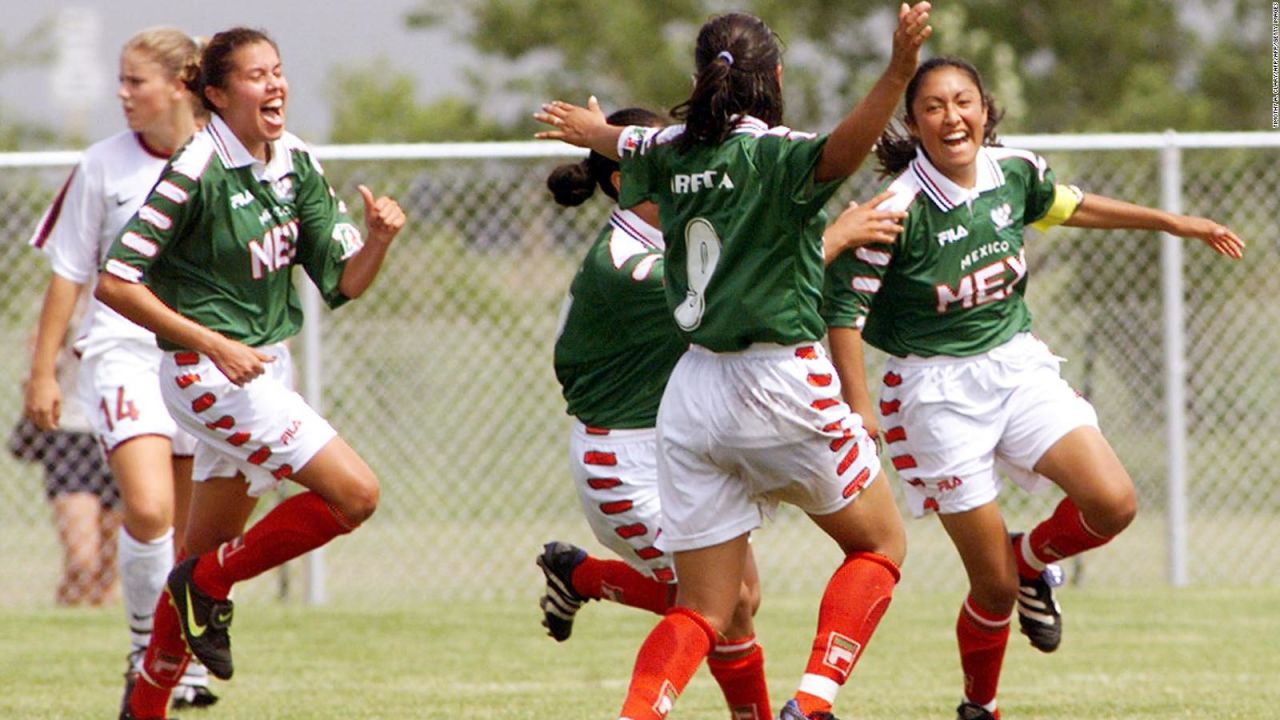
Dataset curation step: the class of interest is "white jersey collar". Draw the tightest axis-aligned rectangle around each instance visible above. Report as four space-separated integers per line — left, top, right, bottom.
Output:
609 208 664 250
206 114 294 181
909 146 1006 212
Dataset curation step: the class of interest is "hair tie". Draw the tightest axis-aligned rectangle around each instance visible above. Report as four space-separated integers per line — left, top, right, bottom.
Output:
717 50 734 66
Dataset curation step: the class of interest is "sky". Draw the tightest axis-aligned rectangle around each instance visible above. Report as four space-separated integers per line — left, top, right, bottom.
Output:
0 0 467 145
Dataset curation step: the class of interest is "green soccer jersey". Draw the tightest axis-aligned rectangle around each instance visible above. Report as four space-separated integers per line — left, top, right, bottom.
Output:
617 117 845 352
554 209 685 429
823 146 1060 358
104 114 362 351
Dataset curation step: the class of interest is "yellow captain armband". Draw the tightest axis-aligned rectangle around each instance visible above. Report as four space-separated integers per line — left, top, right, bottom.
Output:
1030 184 1084 232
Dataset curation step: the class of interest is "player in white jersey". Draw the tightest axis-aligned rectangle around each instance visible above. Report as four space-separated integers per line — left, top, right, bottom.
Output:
824 56 1244 720
22 27 217 711
536 6 931 720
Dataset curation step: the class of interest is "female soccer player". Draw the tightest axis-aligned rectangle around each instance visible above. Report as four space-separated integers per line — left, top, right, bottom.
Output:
822 56 1244 720
535 5 932 719
23 27 217 709
97 27 405 720
541 106 905 720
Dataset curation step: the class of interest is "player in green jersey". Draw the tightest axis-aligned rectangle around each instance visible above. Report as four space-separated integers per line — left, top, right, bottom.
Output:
97 28 406 720
535 6 931 720
541 106 905 720
823 56 1245 720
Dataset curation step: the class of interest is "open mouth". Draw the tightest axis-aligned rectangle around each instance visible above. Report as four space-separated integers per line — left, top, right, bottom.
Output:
942 130 969 148
261 99 285 128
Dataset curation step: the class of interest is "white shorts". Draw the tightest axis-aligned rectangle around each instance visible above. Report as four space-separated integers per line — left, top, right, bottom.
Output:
159 344 336 498
568 422 674 583
880 333 1099 518
78 343 198 456
655 343 880 552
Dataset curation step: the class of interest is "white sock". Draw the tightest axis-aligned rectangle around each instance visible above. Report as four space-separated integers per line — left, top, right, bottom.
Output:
118 527 174 650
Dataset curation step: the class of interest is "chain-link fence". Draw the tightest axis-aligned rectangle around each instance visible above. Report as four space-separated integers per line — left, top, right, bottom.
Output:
2 134 1277 608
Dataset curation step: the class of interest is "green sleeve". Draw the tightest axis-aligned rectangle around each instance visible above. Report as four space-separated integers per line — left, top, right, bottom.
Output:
103 165 200 283
822 243 890 330
617 126 664 210
293 152 360 309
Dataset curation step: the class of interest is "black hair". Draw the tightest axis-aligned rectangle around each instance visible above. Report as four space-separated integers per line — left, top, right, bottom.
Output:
875 56 1005 177
670 13 784 151
190 27 279 113
546 107 666 206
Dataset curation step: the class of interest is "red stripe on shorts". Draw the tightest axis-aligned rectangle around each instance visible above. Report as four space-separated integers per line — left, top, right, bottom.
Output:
883 426 907 443
837 443 861 475
587 477 622 490
600 500 633 515
811 398 841 411
807 373 832 387
879 399 901 415
583 451 617 466
891 454 917 471
205 415 235 430
830 430 853 452
635 546 663 560
191 392 216 413
616 523 648 539
795 346 818 360
227 431 251 447
843 467 872 498
654 568 675 583
585 426 611 435
247 446 271 465
883 371 903 387
175 351 200 366
175 373 200 389
271 464 293 480
822 420 844 432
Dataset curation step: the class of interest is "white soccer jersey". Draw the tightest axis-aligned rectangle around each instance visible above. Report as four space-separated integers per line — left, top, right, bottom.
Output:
30 131 174 359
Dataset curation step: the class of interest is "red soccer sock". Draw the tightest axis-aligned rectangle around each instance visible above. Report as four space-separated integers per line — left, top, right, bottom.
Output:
708 637 770 720
618 607 717 720
571 555 673 615
192 491 356 599
956 595 1011 709
1015 497 1113 578
793 552 900 717
128 589 192 718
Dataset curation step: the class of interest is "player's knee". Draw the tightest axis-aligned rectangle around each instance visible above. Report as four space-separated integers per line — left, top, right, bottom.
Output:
970 573 1018 614
339 473 379 526
1082 477 1137 538
737 578 761 620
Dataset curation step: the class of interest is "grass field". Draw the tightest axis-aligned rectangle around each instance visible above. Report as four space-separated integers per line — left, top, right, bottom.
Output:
2 587 1277 719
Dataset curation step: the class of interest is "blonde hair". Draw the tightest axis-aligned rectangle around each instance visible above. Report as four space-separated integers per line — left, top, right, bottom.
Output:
122 27 207 120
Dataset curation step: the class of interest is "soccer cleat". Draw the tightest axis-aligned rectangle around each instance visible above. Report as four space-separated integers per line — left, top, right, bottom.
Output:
170 683 219 710
1010 533 1064 653
778 698 840 720
535 541 587 642
167 558 235 680
956 701 998 719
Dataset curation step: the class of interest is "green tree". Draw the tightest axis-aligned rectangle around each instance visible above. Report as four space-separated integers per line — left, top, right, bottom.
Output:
328 0 1268 142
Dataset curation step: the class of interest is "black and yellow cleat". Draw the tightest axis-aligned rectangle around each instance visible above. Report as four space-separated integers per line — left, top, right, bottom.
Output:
167 558 235 680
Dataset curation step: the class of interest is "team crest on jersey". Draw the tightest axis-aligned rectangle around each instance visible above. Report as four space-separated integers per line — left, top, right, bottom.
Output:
231 189 255 209
271 177 295 201
332 223 364 260
990 202 1013 231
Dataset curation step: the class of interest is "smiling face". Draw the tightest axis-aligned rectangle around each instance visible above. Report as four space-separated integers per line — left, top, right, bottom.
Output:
118 48 184 137
906 65 989 187
204 40 287 160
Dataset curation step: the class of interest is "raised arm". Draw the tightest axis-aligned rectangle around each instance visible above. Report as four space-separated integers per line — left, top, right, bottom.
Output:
1064 193 1245 259
24 274 83 430
336 185 407 299
814 2 932 183
534 96 623 160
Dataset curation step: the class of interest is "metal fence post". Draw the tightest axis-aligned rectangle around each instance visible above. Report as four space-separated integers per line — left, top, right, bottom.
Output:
1159 130 1188 587
300 280 328 604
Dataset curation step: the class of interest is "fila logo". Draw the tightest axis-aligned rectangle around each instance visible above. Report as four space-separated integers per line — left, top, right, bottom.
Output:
936 224 969 246
821 632 862 679
231 189 254 209
652 680 678 717
990 202 1013 231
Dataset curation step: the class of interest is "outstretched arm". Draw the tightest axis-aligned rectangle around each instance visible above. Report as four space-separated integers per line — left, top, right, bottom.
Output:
814 2 932 183
534 96 622 160
1064 193 1245 259
822 189 905 264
